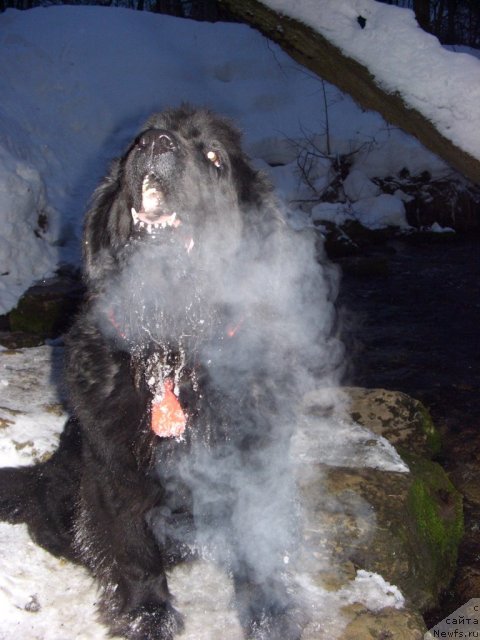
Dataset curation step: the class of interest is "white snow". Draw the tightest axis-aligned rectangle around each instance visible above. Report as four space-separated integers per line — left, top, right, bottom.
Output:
262 0 480 162
293 414 409 473
311 193 410 231
354 193 409 229
0 4 474 312
0 345 66 467
427 222 456 233
0 522 108 640
338 569 405 611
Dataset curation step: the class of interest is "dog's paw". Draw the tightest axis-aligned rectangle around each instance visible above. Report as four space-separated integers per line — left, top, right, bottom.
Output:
110 601 184 640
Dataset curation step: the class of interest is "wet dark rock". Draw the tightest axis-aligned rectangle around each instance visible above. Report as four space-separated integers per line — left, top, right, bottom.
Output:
0 331 46 349
336 255 390 277
4 268 83 344
456 566 480 604
319 220 399 259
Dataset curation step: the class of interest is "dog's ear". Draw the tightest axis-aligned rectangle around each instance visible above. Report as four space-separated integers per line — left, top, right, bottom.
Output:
82 159 132 286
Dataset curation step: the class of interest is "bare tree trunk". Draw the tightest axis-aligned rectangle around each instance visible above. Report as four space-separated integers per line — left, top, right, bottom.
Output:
446 0 458 44
433 0 446 37
413 0 431 32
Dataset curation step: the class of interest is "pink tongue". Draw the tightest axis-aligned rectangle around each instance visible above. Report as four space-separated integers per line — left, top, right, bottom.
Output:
151 379 187 439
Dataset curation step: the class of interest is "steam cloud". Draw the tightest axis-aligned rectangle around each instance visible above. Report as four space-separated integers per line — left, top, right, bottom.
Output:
92 177 344 626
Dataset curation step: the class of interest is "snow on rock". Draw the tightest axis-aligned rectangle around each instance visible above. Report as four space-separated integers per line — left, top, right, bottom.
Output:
262 0 480 162
293 414 409 473
353 193 409 229
311 193 409 231
338 569 405 612
428 222 455 233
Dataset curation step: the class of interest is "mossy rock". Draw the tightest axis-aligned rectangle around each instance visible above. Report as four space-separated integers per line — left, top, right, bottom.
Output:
8 272 83 339
302 457 463 612
299 388 462 612
345 387 441 458
404 454 464 603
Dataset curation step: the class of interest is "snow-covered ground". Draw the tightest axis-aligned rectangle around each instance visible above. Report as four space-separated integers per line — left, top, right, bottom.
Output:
0 345 406 639
0 4 470 314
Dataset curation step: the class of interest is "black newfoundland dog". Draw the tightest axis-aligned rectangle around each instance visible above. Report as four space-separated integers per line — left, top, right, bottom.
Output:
0 106 327 639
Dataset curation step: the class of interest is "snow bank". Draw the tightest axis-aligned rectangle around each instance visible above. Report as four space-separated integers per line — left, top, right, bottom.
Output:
354 193 409 229
311 194 409 231
0 5 470 313
0 147 59 315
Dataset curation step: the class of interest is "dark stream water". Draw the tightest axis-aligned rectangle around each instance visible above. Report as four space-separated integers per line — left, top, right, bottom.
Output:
337 235 480 621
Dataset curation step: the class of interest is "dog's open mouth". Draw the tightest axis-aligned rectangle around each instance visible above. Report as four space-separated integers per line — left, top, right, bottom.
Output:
131 174 182 234
131 174 194 253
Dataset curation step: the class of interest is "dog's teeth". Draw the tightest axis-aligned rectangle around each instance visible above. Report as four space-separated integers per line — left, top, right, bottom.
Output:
147 224 152 234
131 208 139 222
154 223 159 229
139 222 145 228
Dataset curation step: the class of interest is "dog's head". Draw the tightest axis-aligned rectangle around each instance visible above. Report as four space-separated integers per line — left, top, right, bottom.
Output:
83 105 281 286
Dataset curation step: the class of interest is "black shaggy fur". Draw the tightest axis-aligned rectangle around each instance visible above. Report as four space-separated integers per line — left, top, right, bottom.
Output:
0 106 309 639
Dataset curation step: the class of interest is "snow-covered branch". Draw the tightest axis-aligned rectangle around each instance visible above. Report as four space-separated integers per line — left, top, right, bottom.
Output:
219 0 480 184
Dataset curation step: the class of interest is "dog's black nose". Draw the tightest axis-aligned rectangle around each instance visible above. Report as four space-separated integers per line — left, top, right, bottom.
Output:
138 130 177 155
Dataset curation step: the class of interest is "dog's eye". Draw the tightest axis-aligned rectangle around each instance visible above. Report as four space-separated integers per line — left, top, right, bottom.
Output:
206 150 222 169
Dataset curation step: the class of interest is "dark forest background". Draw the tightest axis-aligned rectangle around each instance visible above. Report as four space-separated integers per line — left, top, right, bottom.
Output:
1 0 479 49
